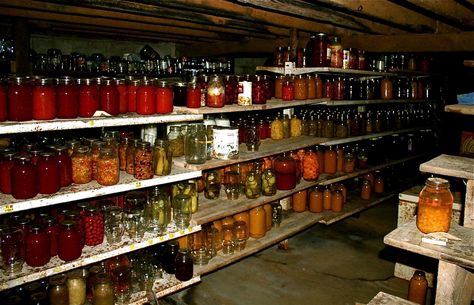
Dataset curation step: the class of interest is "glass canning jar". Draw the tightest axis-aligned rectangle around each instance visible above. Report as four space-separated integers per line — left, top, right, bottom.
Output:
145 186 171 233
152 139 172 176
323 146 337 174
57 76 79 119
223 75 238 104
274 75 285 98
306 32 329 67
78 78 99 118
249 206 266 239
261 168 276 196
84 207 104 246
309 187 323 213
92 273 114 305
168 125 184 157
270 116 284 140
71 146 93 184
126 79 140 113
173 194 192 230
37 151 60 194
244 170 261 199
49 274 69 305
53 145 72 187
274 153 297 190
44 216 59 257
302 148 319 181
361 179 372 200
417 178 453 234
136 79 155 115
116 78 127 114
58 220 82 261
282 114 290 138
252 75 267 104
11 154 38 199
67 270 86 305
104 206 124 245
134 141 153 180
206 75 225 107
8 76 33 121
175 249 194 281
25 224 50 267
185 123 207 164
290 115 302 137
0 151 16 194
156 80 173 114
96 147 119 186
1 227 24 273
33 77 56 120
204 170 221 200
99 78 119 116
294 74 308 100
282 79 294 101
186 82 201 108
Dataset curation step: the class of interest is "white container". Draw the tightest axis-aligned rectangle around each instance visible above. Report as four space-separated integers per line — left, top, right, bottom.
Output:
212 126 239 160
237 81 252 106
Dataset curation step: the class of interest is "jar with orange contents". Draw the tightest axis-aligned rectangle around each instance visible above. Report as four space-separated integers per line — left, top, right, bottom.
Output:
315 145 325 173
336 145 344 172
416 177 453 234
323 146 337 174
274 75 285 99
336 183 347 203
292 189 307 213
71 146 93 184
233 211 250 239
309 187 323 213
302 148 319 181
96 147 119 186
344 151 355 173
374 171 384 194
323 186 332 210
263 204 272 231
294 75 308 100
363 172 374 189
331 189 343 212
249 206 266 239
361 179 372 200
306 74 316 99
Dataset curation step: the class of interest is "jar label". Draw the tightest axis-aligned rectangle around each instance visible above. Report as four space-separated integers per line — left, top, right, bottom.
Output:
279 197 292 211
212 127 239 160
237 81 252 106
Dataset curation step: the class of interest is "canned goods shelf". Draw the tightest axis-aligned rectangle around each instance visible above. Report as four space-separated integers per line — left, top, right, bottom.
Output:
256 66 397 77
0 225 201 291
0 168 201 215
0 113 203 135
444 104 474 116
321 99 436 107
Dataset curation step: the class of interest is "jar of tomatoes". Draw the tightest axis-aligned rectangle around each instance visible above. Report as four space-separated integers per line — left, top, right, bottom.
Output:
186 82 201 108
416 177 453 234
156 80 173 114
25 224 50 267
223 75 238 104
43 216 59 257
274 153 297 190
8 76 33 121
136 79 155 115
252 75 267 104
207 75 225 107
33 77 56 120
99 78 119 116
71 146 93 184
11 154 38 199
83 207 104 246
58 220 82 261
37 151 60 194
53 146 72 187
282 80 294 101
57 76 79 119
78 78 99 118
96 147 119 186
126 79 140 113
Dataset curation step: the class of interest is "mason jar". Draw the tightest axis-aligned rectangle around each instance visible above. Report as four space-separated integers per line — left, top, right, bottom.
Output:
145 186 171 234
184 123 207 164
152 139 172 176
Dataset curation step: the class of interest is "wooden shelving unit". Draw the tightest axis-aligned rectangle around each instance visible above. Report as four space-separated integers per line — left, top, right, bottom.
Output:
444 104 474 115
321 99 435 107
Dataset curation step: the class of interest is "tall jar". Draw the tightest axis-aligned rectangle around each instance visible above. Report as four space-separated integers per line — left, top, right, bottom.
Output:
302 148 319 181
58 220 82 261
44 216 59 257
136 79 155 115
330 36 343 68
33 77 56 120
306 74 316 99
168 125 185 157
261 168 276 196
294 74 308 100
8 76 33 121
417 177 453 234
282 114 291 138
126 79 140 113
380 77 393 99
0 80 6 121
116 78 127 114
173 194 192 230
323 146 337 174
67 270 86 305
57 77 79 118
223 75 238 104
78 78 99 118
186 82 201 108
185 123 207 164
153 139 172 176
96 147 119 186
1 227 24 273
282 80 294 101
252 75 267 104
156 80 174 114
0 151 16 194
274 153 297 190
146 186 171 233
11 154 38 199
407 270 428 305
49 275 69 305
25 224 50 267
270 116 284 140
206 75 225 107
37 151 60 194
54 146 73 187
204 170 221 199
274 75 285 99
309 187 323 213
331 189 343 212
306 32 329 67
134 141 153 180
292 190 307 212
361 179 372 200
71 146 93 184
83 207 104 246
249 206 266 239
99 79 119 116
92 273 114 305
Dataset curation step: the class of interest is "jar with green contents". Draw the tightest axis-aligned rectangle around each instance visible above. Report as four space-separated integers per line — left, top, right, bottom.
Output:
145 186 171 234
282 114 290 138
167 125 184 157
92 273 114 305
245 171 261 199
261 169 277 196
204 170 221 199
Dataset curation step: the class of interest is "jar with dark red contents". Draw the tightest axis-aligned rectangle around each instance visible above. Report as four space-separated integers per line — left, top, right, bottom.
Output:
99 78 119 116
53 146 72 187
358 50 366 70
25 224 50 267
136 79 155 115
11 154 37 199
134 141 153 180
0 152 16 194
83 207 104 246
116 79 128 114
306 33 329 67
57 77 79 119
58 220 82 261
323 79 334 99
43 216 59 257
274 153 297 190
262 75 273 100
223 75 238 104
33 78 57 120
173 82 187 107
175 248 194 281
127 79 140 113
78 78 99 118
8 76 33 121
186 82 201 108
0 80 6 121
16 217 30 260
252 75 267 104
257 119 268 140
349 48 359 69
156 80 173 114
37 151 60 194
333 77 345 100
66 210 85 249
282 80 294 101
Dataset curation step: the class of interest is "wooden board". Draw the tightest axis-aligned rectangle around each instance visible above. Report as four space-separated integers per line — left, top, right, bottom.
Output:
256 66 397 77
367 291 417 305
444 104 474 116
321 99 435 107
419 154 474 180
384 219 474 270
435 260 474 305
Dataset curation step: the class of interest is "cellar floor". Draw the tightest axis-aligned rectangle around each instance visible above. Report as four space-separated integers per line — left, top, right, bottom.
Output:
164 198 433 305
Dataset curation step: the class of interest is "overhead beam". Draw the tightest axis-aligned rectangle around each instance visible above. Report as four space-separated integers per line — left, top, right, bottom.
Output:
407 0 474 27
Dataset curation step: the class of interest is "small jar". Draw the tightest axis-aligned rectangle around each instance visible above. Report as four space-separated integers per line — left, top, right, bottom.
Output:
168 125 185 157
323 146 337 174
156 80 174 114
57 77 79 119
0 227 24 273
249 206 266 239
274 153 297 190
302 148 319 181
67 270 86 305
11 155 38 199
292 190 307 213
58 220 82 261
92 273 114 305
206 75 225 107
184 123 207 164
244 171 261 199
71 146 93 184
374 172 384 194
408 270 428 305
25 224 50 267
33 77 56 120
331 189 343 212
175 249 194 281
136 79 155 115
261 169 277 196
309 187 323 213
361 179 372 200
134 141 153 180
84 207 104 246
49 275 69 305
204 170 221 199
417 178 453 234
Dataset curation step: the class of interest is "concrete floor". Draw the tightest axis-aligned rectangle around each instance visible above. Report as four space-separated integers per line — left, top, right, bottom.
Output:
166 199 433 305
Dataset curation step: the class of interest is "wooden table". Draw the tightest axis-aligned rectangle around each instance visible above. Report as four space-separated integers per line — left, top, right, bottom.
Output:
384 220 474 305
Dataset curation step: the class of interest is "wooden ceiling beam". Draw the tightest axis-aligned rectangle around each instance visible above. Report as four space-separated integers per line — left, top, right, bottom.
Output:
455 0 474 13
407 0 474 27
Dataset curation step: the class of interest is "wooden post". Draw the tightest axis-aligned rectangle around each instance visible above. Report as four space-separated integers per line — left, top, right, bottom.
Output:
464 180 474 228
289 28 298 62
435 260 474 305
13 18 30 75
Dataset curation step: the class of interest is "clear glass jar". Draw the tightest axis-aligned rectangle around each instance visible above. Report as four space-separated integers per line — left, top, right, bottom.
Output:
92 273 114 305
173 194 192 230
96 147 119 186
1 227 24 273
204 170 221 200
124 209 145 241
167 125 184 157
244 171 261 199
49 274 69 305
104 206 124 245
417 178 453 234
261 169 276 196
134 141 153 180
184 123 207 164
206 75 225 107
72 146 93 184
145 186 171 233
67 270 86 305
153 139 172 176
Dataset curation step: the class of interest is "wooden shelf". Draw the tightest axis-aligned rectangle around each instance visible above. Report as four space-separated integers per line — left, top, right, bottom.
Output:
321 99 435 106
0 113 203 135
256 66 396 77
0 168 201 215
444 104 474 115
0 225 201 290
463 60 474 68
384 219 474 270
173 98 328 114
368 292 417 305
419 154 474 180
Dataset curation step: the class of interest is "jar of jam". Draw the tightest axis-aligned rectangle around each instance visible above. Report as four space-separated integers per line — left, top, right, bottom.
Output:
331 189 343 212
249 206 266 239
274 153 297 190
408 270 428 305
58 220 82 261
92 273 114 305
333 77 345 100
37 151 60 194
244 171 261 199
330 36 343 68
380 77 393 99
99 78 119 116
136 79 155 115
78 78 99 118
71 146 93 184
96 147 119 186
53 146 72 187
323 186 332 210
0 152 15 194
1 227 24 273
11 154 38 199
126 79 140 113
175 249 194 282
309 187 323 213
49 275 69 305
57 77 79 119
282 80 294 101
323 146 337 174
207 75 225 107
361 179 372 200
306 32 329 67
8 76 33 121
274 75 285 98
302 148 319 181
25 224 50 267
156 80 173 114
44 216 59 257
134 141 153 180
223 75 238 104
84 207 104 246
417 177 453 234
33 78 56 120
186 82 201 108
292 190 307 212
115 78 127 114
294 75 308 100
252 75 267 104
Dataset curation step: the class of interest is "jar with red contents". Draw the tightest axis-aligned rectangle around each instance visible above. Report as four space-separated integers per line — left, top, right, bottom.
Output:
207 75 225 107
198 75 210 107
223 75 238 104
33 78 56 120
127 79 140 113
282 80 294 101
186 82 201 108
66 211 85 249
262 75 273 100
274 152 297 190
43 216 59 257
136 79 155 115
306 32 330 67
99 78 119 116
156 80 173 114
0 80 6 121
323 79 334 99
58 220 81 261
37 151 60 194
25 224 50 267
116 78 128 114
252 75 267 104
11 154 37 199
83 207 104 246
78 78 99 118
57 76 79 119
8 76 33 121
333 77 345 100
53 146 72 187
0 152 16 194
257 119 268 140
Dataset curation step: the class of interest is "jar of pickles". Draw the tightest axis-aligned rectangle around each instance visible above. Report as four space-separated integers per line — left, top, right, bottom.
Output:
145 186 171 233
244 171 261 199
185 123 207 164
134 141 153 180
167 125 184 157
72 146 93 184
49 275 69 305
152 139 172 176
96 147 119 186
261 169 276 196
204 170 221 199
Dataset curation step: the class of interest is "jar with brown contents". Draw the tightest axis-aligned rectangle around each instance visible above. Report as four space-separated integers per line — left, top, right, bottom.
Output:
361 179 372 200
331 189 343 212
118 137 130 171
249 206 266 239
292 189 307 212
71 146 93 184
168 125 184 157
92 273 114 305
134 141 153 180
96 147 119 186
49 274 69 305
126 138 141 175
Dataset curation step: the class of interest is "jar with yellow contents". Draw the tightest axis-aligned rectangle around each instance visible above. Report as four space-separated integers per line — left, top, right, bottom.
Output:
417 177 453 234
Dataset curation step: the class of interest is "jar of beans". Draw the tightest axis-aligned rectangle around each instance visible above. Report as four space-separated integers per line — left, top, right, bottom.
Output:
83 207 104 246
134 141 153 180
96 147 119 186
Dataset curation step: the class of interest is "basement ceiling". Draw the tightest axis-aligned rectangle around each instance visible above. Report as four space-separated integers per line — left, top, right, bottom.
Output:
1 0 474 55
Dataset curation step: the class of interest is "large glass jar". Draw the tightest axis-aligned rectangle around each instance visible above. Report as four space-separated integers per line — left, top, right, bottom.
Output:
67 270 86 305
25 224 50 267
11 154 38 199
306 32 329 67
99 79 119 116
1 227 24 273
134 141 153 180
244 170 261 199
84 207 104 246
0 151 15 194
206 75 225 107
57 77 79 119
33 77 56 120
302 148 319 181
71 146 93 184
168 125 184 157
37 151 60 194
173 194 192 230
78 78 99 118
8 76 33 121
92 273 114 305
261 168 276 196
136 79 155 115
104 206 124 245
156 80 173 114
185 123 207 164
274 153 296 190
331 189 343 212
145 186 171 233
249 206 266 239
417 178 453 234
175 249 194 281
96 147 119 186
49 275 69 305
54 146 72 187
58 220 82 261
204 170 221 199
